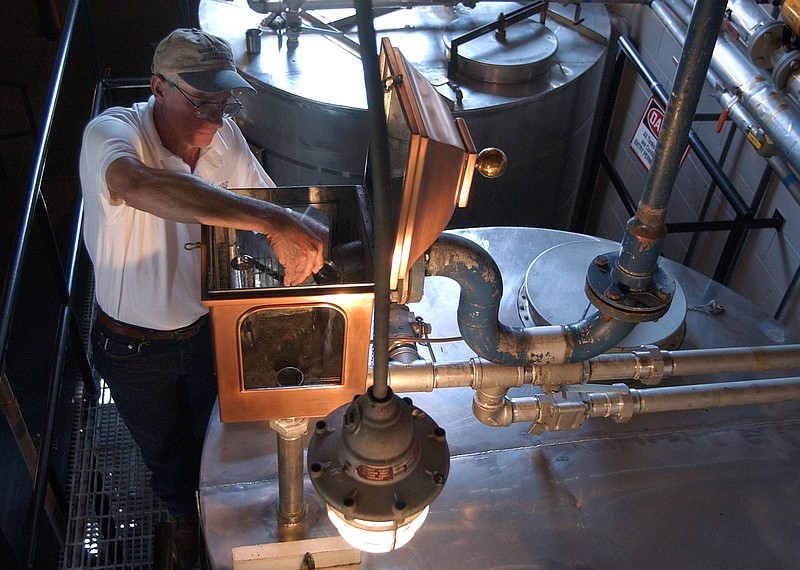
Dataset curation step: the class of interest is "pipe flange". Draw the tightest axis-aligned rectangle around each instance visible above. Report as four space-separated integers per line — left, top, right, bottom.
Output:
747 20 786 70
585 253 675 323
772 49 800 91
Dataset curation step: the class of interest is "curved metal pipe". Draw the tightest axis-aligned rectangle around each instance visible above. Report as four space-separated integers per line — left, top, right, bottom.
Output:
425 233 635 366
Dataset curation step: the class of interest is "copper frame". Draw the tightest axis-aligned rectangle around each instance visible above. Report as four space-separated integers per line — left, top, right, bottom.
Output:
205 293 373 422
201 185 373 422
379 37 478 293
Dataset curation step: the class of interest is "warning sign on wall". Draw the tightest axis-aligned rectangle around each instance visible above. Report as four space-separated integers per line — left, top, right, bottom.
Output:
630 97 689 171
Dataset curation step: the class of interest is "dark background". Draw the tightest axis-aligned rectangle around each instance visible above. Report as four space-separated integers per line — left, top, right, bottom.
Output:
0 1 199 566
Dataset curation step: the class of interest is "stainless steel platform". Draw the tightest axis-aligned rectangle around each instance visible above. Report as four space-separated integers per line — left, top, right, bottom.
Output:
199 227 800 569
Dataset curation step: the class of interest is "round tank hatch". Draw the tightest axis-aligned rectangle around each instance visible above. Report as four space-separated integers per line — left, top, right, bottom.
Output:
518 240 687 350
444 16 558 84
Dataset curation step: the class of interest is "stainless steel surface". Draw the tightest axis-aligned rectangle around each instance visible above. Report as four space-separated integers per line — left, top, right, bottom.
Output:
200 227 799 569
199 0 610 228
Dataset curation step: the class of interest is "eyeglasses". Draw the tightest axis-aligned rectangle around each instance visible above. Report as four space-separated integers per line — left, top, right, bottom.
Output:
169 81 244 120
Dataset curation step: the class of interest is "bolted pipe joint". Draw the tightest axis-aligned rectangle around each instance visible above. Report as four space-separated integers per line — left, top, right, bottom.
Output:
585 248 676 325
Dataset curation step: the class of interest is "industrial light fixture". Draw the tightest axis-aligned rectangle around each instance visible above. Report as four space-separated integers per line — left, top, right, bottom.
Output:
307 387 449 552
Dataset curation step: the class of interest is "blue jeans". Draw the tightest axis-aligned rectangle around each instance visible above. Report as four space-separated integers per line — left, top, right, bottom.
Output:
91 316 217 519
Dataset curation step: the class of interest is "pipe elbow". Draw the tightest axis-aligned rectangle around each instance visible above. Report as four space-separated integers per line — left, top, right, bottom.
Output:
472 386 514 427
426 233 635 366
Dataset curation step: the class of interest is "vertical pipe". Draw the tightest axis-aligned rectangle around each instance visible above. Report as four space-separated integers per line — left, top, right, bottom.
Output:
277 435 305 525
614 0 728 289
272 418 309 541
355 0 391 400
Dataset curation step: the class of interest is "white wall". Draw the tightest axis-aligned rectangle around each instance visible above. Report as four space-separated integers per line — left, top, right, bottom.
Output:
587 4 800 341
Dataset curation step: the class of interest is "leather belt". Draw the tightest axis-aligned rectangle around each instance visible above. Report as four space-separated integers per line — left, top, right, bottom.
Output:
95 306 207 342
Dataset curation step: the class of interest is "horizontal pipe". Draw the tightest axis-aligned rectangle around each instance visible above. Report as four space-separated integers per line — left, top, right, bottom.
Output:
667 344 800 377
383 358 532 392
380 344 800 392
628 376 800 414
487 376 800 429
247 0 651 13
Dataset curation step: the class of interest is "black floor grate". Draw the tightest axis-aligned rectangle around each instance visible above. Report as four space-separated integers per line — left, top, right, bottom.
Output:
61 382 169 569
61 290 169 569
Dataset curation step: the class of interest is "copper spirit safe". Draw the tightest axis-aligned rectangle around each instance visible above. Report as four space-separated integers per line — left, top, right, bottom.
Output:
202 38 480 422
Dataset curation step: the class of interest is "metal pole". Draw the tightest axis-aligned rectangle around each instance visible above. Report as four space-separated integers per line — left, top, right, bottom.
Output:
614 0 728 289
18 0 84 566
355 0 392 400
271 418 310 541
0 0 80 368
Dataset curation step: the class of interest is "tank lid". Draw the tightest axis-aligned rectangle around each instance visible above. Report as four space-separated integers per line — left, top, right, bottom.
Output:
444 15 558 84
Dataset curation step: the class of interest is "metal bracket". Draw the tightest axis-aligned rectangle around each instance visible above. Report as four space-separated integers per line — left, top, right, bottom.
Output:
383 73 403 92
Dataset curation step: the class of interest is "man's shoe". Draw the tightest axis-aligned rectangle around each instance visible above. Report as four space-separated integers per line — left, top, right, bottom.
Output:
169 513 199 570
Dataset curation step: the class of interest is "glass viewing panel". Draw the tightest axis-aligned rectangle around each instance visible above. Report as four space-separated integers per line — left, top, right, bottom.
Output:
385 83 412 206
240 306 345 390
210 205 334 290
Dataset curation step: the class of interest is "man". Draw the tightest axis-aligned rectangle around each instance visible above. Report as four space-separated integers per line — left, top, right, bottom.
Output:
80 28 325 569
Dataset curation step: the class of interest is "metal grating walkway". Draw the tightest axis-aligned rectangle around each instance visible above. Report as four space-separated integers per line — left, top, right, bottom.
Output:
60 287 171 569
61 381 169 569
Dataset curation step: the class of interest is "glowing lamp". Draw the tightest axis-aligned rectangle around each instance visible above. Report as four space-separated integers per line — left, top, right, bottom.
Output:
307 387 449 552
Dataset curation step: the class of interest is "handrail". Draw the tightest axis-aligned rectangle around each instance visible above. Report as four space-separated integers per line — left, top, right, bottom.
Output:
0 0 98 566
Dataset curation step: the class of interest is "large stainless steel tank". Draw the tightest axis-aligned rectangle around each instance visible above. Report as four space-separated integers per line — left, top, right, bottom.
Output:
199 227 800 569
199 0 610 229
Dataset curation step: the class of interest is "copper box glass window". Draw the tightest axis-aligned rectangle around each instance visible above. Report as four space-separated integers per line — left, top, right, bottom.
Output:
240 305 345 390
201 185 374 422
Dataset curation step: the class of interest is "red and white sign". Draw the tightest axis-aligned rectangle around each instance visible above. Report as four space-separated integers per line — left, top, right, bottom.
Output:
630 97 690 171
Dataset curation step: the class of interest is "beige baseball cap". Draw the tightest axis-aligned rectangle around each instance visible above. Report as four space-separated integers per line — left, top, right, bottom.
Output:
152 28 255 93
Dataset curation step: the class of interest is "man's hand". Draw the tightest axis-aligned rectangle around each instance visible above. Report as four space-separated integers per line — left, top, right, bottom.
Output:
267 209 327 286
